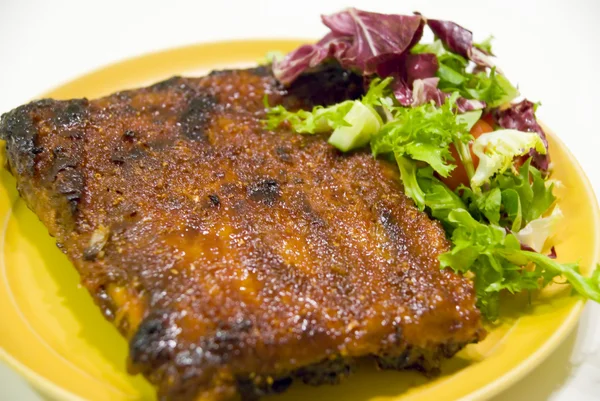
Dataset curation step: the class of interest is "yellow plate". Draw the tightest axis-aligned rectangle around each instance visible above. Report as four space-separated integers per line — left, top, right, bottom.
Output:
1 40 599 401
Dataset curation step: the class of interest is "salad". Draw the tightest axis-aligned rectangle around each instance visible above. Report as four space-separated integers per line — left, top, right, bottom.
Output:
264 7 600 321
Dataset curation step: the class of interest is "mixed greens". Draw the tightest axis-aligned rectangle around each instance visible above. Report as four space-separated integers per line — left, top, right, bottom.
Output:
265 8 600 320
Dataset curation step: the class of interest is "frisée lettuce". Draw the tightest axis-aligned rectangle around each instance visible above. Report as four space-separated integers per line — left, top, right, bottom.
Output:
470 129 547 188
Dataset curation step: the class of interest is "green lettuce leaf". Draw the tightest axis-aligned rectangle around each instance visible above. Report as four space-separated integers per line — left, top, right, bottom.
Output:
464 68 519 108
417 167 467 222
470 129 547 188
258 50 285 65
440 209 600 320
474 36 494 55
371 93 471 180
264 100 354 134
264 78 390 147
491 158 556 229
396 155 426 210
413 40 519 107
514 206 563 253
458 158 557 232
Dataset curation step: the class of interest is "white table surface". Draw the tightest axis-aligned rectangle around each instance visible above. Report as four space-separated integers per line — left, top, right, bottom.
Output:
0 0 599 400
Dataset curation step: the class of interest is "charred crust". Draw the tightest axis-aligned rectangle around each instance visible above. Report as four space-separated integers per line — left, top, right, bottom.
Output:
123 129 136 140
275 146 292 163
53 99 88 127
110 151 127 165
0 102 41 175
201 318 253 361
207 194 220 207
247 179 281 206
375 342 466 375
209 66 271 79
377 205 405 244
179 94 218 141
245 66 272 77
375 350 414 371
235 356 352 401
237 376 293 401
284 63 364 108
49 147 80 181
54 168 84 214
130 310 175 369
294 356 353 386
0 98 87 178
150 76 183 92
48 145 84 214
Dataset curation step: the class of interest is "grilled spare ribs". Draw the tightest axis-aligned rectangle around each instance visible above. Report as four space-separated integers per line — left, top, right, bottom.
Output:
0 65 484 401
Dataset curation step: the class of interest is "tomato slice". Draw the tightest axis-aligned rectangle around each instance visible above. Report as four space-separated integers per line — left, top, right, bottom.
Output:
481 112 495 127
441 119 494 190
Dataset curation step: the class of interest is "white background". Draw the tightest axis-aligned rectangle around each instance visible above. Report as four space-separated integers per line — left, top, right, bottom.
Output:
0 0 599 400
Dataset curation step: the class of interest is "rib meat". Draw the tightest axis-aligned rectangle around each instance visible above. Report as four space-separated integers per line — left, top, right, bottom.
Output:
0 65 484 401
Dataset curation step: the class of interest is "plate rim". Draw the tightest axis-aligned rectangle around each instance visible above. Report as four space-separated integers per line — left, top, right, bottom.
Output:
1 39 599 401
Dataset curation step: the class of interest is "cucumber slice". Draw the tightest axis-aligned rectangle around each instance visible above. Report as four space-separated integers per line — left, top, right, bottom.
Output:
328 102 382 152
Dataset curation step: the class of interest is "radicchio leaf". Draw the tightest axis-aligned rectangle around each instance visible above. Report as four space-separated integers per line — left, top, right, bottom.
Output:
272 32 352 85
411 77 486 112
426 18 495 69
273 8 425 85
391 78 413 107
405 53 439 84
493 100 550 171
411 78 447 106
273 8 494 111
383 53 439 106
426 19 472 59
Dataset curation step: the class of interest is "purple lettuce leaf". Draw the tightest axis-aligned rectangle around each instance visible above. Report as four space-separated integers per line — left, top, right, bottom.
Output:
391 77 413 107
323 8 424 75
493 100 550 171
405 53 439 84
272 32 352 85
411 77 447 106
383 53 439 106
410 77 486 112
273 8 493 111
426 19 472 59
273 8 424 85
426 18 494 69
